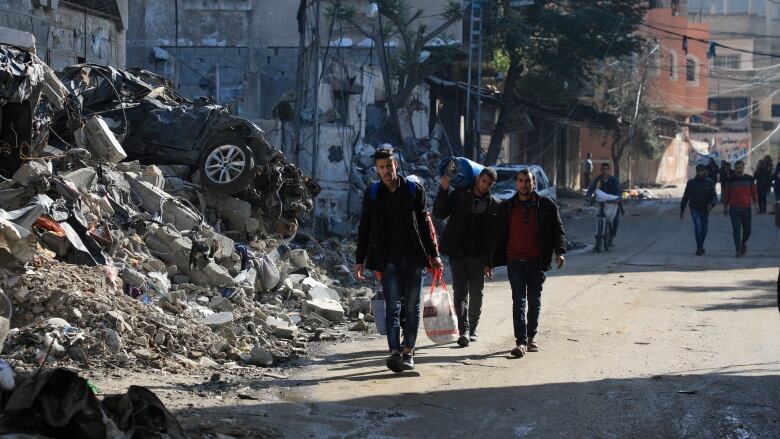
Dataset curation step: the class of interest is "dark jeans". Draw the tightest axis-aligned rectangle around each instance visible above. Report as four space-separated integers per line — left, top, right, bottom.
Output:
728 206 752 250
382 262 423 352
757 187 768 213
690 209 709 251
450 256 485 336
583 172 591 190
507 260 546 345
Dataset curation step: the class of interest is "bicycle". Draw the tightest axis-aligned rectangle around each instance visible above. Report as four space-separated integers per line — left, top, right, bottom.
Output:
594 200 619 253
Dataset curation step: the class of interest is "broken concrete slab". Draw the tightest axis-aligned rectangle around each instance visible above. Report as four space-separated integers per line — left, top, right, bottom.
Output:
80 116 127 163
301 277 340 301
140 165 165 189
199 229 235 259
12 161 50 186
0 27 36 51
302 299 344 323
203 192 258 233
125 173 200 231
198 312 234 328
61 167 97 190
266 316 298 339
189 262 234 287
249 344 273 366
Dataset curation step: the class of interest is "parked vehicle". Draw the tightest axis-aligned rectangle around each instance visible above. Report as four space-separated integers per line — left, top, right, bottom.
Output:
489 164 557 201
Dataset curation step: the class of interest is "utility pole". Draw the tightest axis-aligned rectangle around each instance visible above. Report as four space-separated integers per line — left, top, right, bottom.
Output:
465 0 483 162
293 0 308 165
312 0 321 181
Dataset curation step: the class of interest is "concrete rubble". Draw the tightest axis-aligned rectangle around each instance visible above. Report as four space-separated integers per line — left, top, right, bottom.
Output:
0 43 380 373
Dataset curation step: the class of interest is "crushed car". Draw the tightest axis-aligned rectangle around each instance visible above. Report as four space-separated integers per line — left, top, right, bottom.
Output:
0 42 318 241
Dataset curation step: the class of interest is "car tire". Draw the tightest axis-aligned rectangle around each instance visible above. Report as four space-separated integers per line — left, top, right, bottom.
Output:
198 140 257 194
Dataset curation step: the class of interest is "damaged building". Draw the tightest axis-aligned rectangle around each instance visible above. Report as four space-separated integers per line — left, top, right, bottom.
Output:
126 0 464 230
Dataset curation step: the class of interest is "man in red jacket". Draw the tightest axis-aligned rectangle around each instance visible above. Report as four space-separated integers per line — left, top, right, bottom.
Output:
723 160 759 257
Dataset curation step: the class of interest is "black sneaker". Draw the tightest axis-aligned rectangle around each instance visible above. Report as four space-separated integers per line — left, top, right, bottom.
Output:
386 353 404 373
457 335 470 347
402 353 415 370
695 249 703 256
469 333 478 342
510 344 527 358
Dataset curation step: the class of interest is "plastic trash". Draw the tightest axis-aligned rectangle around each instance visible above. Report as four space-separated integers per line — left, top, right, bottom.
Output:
438 156 485 190
0 360 15 391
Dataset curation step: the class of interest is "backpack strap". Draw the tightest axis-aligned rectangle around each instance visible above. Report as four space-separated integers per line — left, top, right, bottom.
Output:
370 182 380 202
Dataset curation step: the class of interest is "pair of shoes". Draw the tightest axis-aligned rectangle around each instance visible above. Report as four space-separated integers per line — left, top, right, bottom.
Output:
457 334 470 347
695 249 703 256
740 244 747 256
469 332 478 342
386 352 404 373
510 344 527 358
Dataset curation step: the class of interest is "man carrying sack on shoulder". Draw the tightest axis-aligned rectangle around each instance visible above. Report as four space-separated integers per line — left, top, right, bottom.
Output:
354 147 443 373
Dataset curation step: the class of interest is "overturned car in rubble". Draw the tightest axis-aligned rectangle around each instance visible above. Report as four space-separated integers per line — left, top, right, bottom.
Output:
0 42 318 240
52 65 277 195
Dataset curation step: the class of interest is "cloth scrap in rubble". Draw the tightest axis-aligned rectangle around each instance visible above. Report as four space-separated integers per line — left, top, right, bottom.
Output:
0 368 187 439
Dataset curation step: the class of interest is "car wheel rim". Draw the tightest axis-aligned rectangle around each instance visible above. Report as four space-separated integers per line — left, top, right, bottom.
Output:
204 145 246 184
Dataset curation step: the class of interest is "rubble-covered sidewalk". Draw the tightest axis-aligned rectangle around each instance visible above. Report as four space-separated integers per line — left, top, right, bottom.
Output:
0 43 378 377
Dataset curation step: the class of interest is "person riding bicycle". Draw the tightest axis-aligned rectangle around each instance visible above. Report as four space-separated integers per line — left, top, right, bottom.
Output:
586 162 622 246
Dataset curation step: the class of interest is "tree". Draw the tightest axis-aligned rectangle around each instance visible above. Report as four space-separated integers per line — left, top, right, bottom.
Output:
480 0 646 165
601 53 662 182
329 0 464 146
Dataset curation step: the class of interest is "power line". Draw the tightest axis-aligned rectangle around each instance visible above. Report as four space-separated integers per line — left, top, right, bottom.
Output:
639 21 780 59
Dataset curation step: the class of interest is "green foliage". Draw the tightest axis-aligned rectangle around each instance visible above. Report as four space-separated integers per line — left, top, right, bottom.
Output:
483 0 646 105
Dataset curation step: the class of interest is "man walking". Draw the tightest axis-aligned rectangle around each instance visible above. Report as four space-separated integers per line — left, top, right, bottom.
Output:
706 157 720 186
719 160 733 202
680 164 717 255
723 160 758 257
773 152 780 205
355 147 442 372
586 162 622 244
485 169 566 358
433 168 499 347
583 153 593 190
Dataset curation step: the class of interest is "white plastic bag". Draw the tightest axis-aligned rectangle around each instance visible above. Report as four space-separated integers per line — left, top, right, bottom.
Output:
422 271 459 344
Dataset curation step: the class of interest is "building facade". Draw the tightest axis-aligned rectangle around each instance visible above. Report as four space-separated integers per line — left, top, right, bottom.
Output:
0 0 127 68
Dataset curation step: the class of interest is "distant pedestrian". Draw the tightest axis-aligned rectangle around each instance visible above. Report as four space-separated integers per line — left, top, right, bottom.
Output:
723 160 758 257
719 161 733 203
706 157 719 185
754 156 773 214
485 169 566 358
433 168 499 347
586 162 622 245
583 153 593 190
680 164 717 255
773 152 780 205
354 146 443 372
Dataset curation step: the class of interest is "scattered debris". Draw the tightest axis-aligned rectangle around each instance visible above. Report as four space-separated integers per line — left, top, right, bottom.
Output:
0 44 379 374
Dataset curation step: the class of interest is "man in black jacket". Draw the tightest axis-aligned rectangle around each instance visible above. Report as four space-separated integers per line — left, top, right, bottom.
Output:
433 168 499 347
485 169 566 358
680 164 717 255
354 147 442 372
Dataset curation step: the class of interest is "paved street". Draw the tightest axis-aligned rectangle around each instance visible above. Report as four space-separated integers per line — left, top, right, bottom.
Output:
201 197 779 438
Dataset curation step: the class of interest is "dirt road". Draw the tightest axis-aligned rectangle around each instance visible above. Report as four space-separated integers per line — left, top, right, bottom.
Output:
93 198 780 438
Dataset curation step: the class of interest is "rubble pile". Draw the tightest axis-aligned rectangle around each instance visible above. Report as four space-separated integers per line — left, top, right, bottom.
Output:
0 43 376 371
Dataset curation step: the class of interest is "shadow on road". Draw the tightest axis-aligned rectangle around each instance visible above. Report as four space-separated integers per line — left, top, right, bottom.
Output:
172 371 780 438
